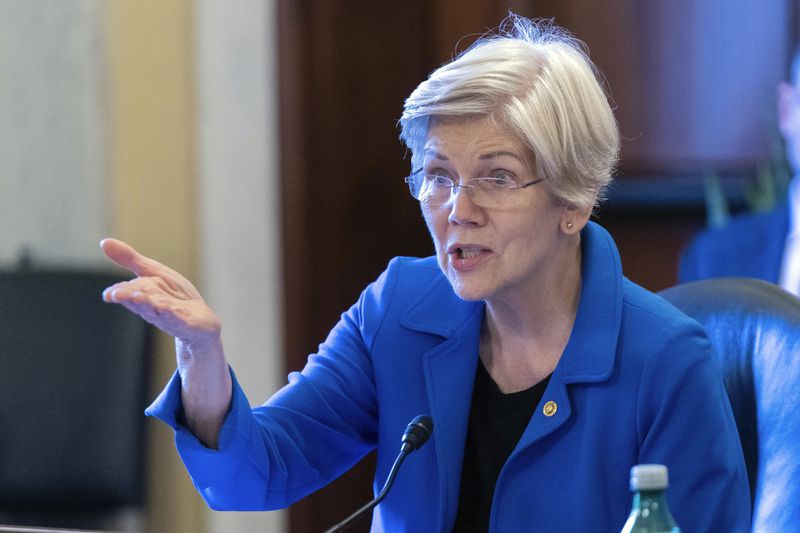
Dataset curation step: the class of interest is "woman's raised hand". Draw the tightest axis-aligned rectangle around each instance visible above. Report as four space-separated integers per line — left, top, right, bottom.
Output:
100 238 221 346
100 238 231 448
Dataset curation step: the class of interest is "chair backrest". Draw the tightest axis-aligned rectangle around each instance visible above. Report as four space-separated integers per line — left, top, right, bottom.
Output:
0 268 151 529
658 277 800 532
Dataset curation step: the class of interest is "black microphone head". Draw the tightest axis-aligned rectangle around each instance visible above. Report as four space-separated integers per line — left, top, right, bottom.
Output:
401 415 434 452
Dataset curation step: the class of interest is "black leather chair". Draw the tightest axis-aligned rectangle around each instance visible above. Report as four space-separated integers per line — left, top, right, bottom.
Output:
658 277 800 532
0 268 152 530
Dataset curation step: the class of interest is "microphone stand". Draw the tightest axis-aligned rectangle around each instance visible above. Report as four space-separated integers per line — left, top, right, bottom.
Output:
323 415 433 533
322 447 411 533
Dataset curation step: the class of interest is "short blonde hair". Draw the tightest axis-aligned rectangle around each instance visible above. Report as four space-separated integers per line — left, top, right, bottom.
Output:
399 15 619 210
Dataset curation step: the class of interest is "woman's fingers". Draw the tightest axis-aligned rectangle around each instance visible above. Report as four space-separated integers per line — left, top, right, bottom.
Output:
100 238 202 298
100 238 150 276
103 276 159 303
104 277 220 341
100 238 221 344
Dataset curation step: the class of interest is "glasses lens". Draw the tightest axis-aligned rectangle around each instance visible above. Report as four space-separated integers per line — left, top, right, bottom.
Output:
405 175 423 199
470 178 516 208
420 175 454 204
406 175 530 208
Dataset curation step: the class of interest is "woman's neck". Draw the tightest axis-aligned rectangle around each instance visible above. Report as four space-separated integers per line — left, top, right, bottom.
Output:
480 238 582 393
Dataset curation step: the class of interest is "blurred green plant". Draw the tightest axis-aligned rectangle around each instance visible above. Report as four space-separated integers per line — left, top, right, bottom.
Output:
704 122 792 228
703 171 730 228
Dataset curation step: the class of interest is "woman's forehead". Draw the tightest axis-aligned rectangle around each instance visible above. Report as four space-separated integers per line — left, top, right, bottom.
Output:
422 117 532 166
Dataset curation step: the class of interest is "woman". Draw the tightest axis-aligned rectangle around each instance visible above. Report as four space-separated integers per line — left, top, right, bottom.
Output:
102 15 750 532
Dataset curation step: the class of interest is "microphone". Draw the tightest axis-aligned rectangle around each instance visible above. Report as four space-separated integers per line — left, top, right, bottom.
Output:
323 415 434 533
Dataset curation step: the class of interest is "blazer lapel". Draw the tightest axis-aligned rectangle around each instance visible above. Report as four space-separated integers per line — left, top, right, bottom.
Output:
400 275 484 531
512 222 622 453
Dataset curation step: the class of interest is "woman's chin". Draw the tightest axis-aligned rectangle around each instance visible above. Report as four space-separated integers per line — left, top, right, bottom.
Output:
447 277 492 302
437 258 495 301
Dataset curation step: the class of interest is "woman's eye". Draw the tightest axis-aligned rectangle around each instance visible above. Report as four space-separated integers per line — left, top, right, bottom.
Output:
487 175 516 188
426 172 452 186
491 171 516 183
488 179 514 190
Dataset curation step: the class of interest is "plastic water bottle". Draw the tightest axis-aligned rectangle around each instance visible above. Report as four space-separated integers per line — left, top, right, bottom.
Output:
620 464 681 533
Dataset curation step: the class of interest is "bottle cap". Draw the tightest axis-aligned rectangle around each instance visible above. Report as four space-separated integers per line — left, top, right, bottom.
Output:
630 464 669 491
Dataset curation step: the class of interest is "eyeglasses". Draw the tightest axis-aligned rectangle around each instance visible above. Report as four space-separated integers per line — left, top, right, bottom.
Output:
404 169 543 208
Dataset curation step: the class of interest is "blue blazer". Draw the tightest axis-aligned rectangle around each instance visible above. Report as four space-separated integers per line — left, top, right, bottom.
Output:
148 222 750 532
680 204 789 283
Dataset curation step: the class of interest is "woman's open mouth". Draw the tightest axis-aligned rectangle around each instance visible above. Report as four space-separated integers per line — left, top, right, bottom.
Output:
448 245 492 271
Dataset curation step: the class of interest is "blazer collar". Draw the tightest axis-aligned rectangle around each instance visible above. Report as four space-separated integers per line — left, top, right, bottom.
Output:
398 272 483 338
398 221 623 385
558 221 622 383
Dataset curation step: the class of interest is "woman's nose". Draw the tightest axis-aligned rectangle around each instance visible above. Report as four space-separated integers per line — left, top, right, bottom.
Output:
447 185 483 225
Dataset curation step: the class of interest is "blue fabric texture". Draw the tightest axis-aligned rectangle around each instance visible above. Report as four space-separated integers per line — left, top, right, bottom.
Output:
147 222 751 532
679 204 789 284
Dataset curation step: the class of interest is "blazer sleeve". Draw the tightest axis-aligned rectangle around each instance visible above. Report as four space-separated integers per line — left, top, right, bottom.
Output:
145 258 402 510
636 322 751 532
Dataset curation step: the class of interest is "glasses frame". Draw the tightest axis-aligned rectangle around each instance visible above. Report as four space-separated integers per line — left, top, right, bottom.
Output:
404 169 544 208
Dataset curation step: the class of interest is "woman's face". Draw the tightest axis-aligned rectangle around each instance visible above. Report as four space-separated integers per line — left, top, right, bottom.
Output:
420 117 577 303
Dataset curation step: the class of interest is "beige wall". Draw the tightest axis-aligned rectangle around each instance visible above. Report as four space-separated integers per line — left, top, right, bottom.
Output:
2 1 283 530
0 0 109 266
105 2 286 531
195 0 286 531
105 2 206 532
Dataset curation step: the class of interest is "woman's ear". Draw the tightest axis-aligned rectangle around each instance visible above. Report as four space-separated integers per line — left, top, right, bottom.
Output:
560 204 591 235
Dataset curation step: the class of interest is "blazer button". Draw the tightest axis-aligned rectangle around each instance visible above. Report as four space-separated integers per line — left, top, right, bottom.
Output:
543 400 558 417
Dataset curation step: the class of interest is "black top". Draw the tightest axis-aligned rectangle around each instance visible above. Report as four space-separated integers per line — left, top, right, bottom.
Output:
452 360 551 532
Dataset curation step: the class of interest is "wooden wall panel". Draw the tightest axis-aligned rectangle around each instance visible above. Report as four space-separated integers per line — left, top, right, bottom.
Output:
278 3 512 530
280 2 427 531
